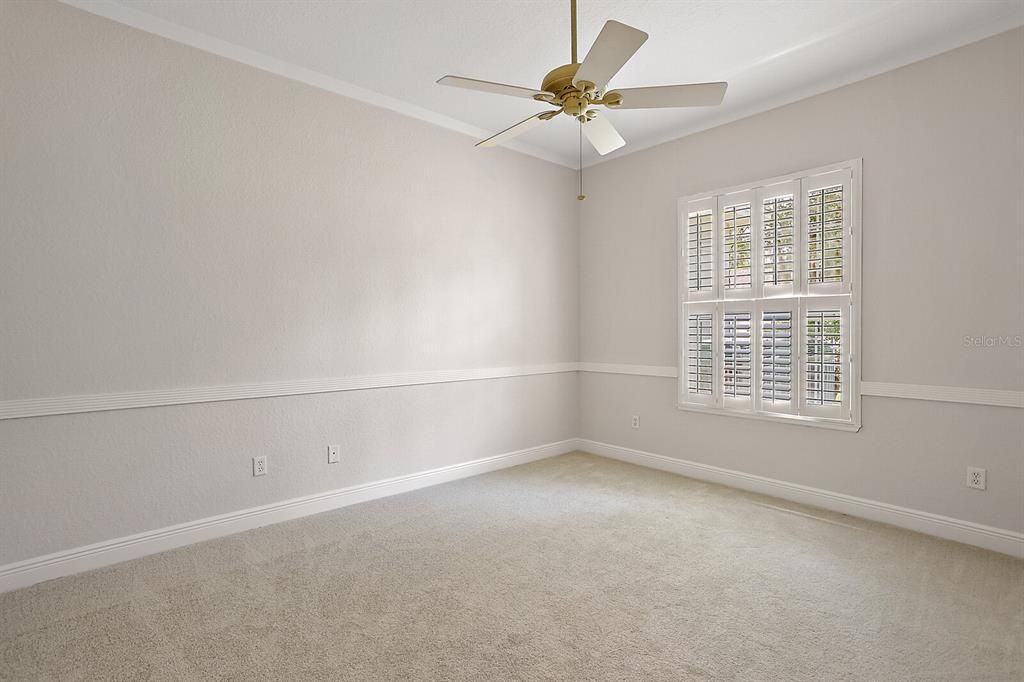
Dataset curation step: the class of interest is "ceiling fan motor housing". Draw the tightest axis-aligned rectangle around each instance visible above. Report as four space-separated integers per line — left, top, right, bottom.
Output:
538 63 615 121
541 63 580 94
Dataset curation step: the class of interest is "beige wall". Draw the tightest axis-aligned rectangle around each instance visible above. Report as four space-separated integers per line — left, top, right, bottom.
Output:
579 27 1024 531
1 2 1020 566
0 1 579 563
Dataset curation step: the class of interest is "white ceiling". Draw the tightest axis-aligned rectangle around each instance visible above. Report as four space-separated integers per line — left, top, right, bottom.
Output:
68 0 1024 168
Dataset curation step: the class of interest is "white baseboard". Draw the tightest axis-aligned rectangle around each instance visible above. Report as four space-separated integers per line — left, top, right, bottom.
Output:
4 436 1019 593
578 439 1024 558
0 439 578 593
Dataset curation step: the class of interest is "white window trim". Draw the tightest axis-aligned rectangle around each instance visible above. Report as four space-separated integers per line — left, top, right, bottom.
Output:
677 159 862 431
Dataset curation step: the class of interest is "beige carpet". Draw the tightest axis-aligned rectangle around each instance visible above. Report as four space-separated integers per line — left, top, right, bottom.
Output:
1 452 1021 681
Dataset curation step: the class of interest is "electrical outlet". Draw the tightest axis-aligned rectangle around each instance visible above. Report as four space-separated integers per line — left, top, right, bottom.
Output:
966 467 986 490
252 455 267 477
327 445 340 464
631 415 640 429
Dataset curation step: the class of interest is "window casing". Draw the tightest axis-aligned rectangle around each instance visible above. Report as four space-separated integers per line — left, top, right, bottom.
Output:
678 160 861 430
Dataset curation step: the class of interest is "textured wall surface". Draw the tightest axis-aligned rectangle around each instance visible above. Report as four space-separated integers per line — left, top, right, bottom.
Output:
0 1 579 563
1 2 1021 567
578 28 1024 532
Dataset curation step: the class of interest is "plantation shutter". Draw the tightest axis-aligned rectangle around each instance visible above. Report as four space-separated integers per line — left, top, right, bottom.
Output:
800 296 851 420
687 210 713 292
680 303 717 407
761 182 798 297
804 169 851 295
686 312 714 395
760 308 794 412
805 309 842 406
721 201 752 292
678 161 859 429
722 310 752 405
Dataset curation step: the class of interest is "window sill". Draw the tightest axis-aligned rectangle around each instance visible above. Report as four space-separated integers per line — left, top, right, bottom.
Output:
676 402 862 432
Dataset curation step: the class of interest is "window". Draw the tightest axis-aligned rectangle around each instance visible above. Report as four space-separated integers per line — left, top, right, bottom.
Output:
678 160 860 430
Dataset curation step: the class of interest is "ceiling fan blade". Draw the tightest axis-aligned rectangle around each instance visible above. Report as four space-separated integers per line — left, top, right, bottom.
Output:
476 113 549 148
437 75 546 100
581 113 626 155
608 82 728 109
573 20 648 93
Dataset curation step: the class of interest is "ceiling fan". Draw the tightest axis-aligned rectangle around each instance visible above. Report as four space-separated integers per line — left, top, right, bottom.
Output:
437 0 728 160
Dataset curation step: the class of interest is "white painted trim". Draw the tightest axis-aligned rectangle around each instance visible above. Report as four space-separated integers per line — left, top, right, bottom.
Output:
587 12 1024 168
862 382 1023 409
61 2 1024 171
58 0 572 169
675 402 861 432
0 439 578 593
578 439 1024 558
577 366 1023 409
575 363 678 378
0 364 577 421
4 366 1018 421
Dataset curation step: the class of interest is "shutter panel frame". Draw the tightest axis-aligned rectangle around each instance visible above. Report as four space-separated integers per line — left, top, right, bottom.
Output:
680 302 717 407
719 189 755 299
681 196 718 302
799 295 852 421
756 300 798 415
759 180 800 299
804 169 851 296
722 302 754 410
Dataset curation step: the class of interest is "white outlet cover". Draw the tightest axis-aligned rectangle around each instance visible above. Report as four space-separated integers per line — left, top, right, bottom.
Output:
631 416 640 429
327 445 340 464
966 466 986 490
253 456 267 477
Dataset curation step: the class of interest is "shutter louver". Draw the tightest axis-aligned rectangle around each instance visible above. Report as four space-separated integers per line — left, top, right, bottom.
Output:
687 210 713 292
723 313 752 398
806 310 842 405
762 194 795 286
722 203 752 289
807 185 843 284
686 313 713 395
761 311 793 403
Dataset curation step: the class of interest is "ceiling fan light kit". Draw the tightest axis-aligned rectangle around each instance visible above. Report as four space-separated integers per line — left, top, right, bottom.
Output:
437 0 728 165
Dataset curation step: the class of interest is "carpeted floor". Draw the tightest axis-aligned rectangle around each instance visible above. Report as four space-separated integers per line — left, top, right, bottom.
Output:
1 452 1021 681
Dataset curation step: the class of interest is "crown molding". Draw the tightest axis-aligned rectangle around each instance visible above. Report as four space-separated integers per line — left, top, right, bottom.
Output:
58 0 574 169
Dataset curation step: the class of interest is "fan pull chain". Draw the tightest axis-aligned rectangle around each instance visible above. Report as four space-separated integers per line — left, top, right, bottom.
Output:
577 121 585 201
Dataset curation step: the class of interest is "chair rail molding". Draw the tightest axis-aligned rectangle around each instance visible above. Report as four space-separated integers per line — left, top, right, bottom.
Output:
0 364 578 420
1 364 1018 420
576 364 1021 409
